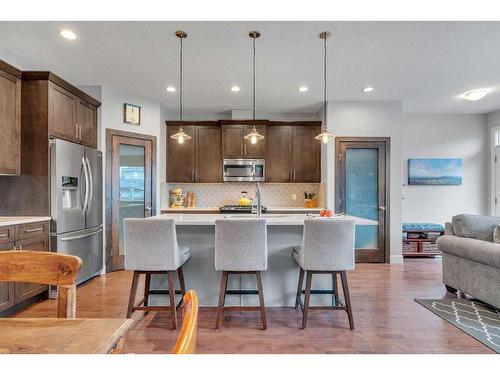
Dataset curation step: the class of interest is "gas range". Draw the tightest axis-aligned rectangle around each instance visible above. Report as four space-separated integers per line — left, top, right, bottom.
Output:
219 205 268 214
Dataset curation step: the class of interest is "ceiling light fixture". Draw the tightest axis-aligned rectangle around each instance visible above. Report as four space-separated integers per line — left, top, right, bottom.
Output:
315 31 334 144
170 30 191 144
462 89 489 101
231 86 240 92
60 29 77 40
299 86 309 92
243 31 264 145
166 86 176 92
363 87 374 93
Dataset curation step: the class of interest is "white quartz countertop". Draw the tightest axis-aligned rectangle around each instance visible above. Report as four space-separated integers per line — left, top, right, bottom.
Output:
161 206 326 212
156 213 377 226
0 216 51 227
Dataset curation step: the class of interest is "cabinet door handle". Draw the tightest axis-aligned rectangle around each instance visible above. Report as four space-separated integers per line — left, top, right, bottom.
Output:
0 233 8 238
293 169 296 181
75 123 79 139
25 227 44 233
244 143 247 156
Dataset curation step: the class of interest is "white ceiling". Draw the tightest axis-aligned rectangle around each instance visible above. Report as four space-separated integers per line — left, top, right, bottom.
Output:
2 21 500 114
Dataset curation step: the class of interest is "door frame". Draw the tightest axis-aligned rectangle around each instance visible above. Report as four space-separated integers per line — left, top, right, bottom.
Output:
105 128 157 272
335 137 391 263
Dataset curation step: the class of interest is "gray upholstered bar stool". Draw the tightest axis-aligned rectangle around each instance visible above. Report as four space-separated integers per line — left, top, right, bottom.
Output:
214 218 268 330
123 217 190 329
293 218 355 330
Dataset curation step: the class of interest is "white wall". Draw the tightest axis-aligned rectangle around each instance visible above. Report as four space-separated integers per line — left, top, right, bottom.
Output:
100 86 163 213
402 114 488 225
324 101 403 263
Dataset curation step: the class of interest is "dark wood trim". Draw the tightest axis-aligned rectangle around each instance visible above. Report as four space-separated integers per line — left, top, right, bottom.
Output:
165 121 218 127
0 60 21 79
22 71 101 107
268 121 322 127
218 119 268 126
105 128 157 272
335 137 391 264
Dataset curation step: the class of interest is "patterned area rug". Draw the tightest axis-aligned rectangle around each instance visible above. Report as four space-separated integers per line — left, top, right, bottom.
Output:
416 299 500 353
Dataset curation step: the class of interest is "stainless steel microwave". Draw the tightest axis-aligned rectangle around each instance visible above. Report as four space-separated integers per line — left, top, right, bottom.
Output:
223 159 265 182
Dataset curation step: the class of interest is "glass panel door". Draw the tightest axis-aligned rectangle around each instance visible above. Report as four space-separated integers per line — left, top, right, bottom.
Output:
336 138 388 263
118 144 145 256
346 148 379 250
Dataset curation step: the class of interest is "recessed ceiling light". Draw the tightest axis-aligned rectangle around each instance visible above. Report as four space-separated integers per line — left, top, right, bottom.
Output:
231 86 240 92
298 86 309 92
461 89 489 101
60 29 77 40
363 87 374 93
166 86 176 92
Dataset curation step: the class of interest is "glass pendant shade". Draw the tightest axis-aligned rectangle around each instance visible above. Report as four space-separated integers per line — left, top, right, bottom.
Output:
315 130 334 144
170 127 191 144
244 126 265 144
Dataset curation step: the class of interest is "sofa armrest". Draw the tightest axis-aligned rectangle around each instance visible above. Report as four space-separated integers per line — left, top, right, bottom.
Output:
444 222 454 235
437 235 500 268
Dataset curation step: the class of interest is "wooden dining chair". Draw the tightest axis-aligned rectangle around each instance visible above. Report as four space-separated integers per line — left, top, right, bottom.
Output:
0 250 82 318
172 290 199 354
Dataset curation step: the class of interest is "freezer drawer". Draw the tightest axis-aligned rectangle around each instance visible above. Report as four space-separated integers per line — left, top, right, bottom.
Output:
52 226 103 285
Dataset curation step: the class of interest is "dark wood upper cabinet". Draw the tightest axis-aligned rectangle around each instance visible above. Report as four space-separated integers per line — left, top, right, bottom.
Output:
0 61 21 175
266 122 321 183
77 99 98 148
167 124 195 183
221 120 267 159
292 126 321 182
196 125 222 182
266 125 293 182
23 71 101 148
49 83 78 143
167 122 222 183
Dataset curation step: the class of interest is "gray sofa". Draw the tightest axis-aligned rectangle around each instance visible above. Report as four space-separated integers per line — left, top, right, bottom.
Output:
438 214 500 308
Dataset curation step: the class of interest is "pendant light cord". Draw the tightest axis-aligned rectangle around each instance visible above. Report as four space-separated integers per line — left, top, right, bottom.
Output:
252 34 256 126
323 34 327 132
179 36 183 125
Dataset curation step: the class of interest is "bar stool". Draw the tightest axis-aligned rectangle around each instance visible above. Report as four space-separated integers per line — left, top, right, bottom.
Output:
124 217 190 329
293 218 355 330
214 218 268 330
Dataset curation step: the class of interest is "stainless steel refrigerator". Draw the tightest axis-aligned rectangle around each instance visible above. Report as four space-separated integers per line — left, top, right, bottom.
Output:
50 138 103 285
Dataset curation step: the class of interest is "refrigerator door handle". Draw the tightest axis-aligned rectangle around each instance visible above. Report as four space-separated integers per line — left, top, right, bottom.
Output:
85 156 94 211
60 228 103 241
82 156 90 214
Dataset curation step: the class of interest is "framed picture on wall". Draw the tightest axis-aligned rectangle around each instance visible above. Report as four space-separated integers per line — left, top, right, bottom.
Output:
123 103 141 125
408 158 463 185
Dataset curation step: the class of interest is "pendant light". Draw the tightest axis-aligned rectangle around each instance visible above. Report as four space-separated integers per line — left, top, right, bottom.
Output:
315 31 334 144
243 31 264 145
170 30 191 144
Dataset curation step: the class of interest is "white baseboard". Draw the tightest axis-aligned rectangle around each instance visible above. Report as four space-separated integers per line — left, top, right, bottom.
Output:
390 254 404 264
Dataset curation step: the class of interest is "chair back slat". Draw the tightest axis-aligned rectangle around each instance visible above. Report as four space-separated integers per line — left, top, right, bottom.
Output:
0 251 82 286
172 290 199 354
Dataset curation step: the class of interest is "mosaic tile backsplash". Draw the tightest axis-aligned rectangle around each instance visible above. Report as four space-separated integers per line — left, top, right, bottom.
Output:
161 182 325 209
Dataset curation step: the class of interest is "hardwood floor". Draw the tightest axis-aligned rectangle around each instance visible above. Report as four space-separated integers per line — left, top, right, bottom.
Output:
14 258 493 354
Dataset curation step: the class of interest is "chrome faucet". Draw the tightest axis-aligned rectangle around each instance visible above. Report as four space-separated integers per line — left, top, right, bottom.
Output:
254 182 262 218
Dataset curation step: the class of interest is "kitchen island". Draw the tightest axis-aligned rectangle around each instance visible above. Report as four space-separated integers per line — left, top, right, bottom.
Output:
148 213 377 307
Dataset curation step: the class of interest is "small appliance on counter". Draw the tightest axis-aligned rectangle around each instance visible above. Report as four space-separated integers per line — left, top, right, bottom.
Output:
219 205 268 214
170 188 184 208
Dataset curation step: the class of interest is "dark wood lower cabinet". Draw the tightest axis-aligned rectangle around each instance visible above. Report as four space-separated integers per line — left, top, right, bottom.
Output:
0 221 50 314
13 236 50 302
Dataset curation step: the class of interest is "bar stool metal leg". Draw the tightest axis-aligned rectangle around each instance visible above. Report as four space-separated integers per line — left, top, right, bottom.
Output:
340 271 354 330
332 272 338 307
167 271 177 329
302 271 313 329
295 268 305 309
177 266 186 310
256 271 267 330
126 271 140 318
